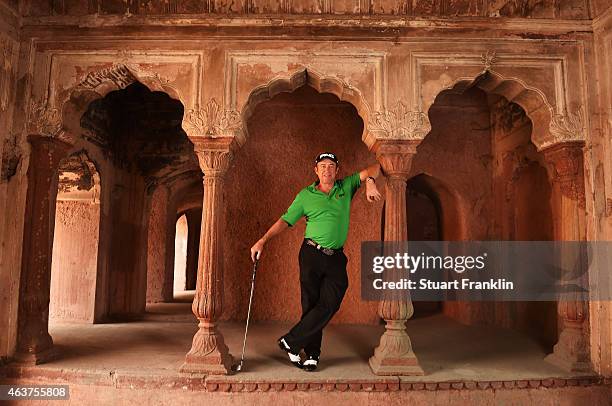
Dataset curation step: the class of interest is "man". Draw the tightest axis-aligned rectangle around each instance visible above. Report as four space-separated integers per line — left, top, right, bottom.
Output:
250 152 382 372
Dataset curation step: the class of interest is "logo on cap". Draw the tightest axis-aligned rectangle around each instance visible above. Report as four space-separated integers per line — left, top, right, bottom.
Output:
315 152 339 164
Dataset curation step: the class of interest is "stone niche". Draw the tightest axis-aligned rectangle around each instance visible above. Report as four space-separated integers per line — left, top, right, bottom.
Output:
407 86 557 349
222 85 381 325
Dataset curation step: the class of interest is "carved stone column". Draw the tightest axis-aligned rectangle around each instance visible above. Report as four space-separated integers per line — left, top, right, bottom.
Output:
369 139 424 375
543 142 592 372
16 135 70 364
181 137 235 374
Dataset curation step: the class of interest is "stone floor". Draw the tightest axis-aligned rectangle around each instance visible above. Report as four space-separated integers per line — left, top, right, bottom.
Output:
11 295 591 382
3 294 610 404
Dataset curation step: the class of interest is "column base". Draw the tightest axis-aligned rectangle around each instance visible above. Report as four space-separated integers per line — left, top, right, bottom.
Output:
369 352 424 376
180 355 234 375
180 321 233 375
13 346 58 365
545 352 591 373
369 320 424 376
545 326 592 373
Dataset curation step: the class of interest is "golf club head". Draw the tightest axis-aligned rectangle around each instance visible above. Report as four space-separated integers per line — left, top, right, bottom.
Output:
231 362 243 372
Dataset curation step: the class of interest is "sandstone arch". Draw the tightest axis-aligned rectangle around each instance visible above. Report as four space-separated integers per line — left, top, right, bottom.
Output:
28 64 186 147
241 68 372 146
425 70 580 151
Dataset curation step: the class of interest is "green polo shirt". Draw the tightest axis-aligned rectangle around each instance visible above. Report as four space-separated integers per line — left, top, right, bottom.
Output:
281 172 361 249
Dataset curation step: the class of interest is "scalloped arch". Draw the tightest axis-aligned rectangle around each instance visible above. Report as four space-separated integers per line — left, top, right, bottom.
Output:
59 65 185 146
427 70 556 151
241 68 372 146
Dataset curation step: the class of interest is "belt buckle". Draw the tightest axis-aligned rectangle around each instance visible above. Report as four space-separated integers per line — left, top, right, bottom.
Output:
306 239 335 256
322 247 335 256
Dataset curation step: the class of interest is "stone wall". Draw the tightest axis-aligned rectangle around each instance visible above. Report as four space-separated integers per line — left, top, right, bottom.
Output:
222 85 382 324
49 200 100 323
591 0 612 18
0 0 21 362
410 87 493 241
410 87 493 326
590 4 612 375
106 170 150 317
0 0 609 375
147 184 174 303
488 95 556 350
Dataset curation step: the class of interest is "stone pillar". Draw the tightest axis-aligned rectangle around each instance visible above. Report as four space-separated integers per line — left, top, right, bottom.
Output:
16 135 70 364
181 137 235 374
185 208 202 291
106 173 150 317
147 184 174 303
369 139 424 375
543 142 592 372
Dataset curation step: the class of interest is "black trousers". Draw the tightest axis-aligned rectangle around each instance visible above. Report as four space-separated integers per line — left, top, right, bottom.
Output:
284 240 349 357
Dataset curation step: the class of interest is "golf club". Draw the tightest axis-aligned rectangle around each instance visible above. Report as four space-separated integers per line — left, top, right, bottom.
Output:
231 255 259 372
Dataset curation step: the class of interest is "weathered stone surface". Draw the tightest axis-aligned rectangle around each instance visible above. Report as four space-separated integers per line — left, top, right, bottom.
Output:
0 0 610 401
15 136 70 364
590 1 612 377
0 9 21 362
147 184 175 303
222 86 379 324
49 152 101 323
182 137 236 374
20 0 591 18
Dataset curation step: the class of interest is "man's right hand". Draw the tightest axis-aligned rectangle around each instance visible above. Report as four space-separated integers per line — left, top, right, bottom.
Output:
250 219 289 263
250 240 264 262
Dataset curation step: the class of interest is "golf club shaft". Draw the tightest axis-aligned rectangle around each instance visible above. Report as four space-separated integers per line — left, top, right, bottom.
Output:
238 259 258 365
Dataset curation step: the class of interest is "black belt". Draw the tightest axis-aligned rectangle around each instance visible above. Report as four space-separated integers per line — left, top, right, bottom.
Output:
304 238 342 256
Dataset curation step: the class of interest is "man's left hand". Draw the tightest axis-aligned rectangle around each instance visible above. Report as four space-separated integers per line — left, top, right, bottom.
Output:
366 182 382 202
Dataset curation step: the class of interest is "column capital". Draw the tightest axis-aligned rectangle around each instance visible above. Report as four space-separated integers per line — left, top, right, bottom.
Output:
541 141 586 207
372 139 420 179
27 134 71 150
192 137 237 177
27 135 72 171
364 102 431 149
182 98 245 145
542 141 584 180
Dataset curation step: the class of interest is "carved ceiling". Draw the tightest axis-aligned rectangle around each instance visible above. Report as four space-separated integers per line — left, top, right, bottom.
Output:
23 0 589 19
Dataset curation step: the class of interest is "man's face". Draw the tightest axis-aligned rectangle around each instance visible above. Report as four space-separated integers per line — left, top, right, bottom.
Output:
314 159 339 184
